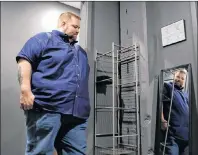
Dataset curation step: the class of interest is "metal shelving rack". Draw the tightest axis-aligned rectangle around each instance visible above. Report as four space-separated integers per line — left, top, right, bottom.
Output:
94 42 141 155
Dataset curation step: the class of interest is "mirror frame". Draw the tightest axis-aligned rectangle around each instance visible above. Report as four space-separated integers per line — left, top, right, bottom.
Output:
154 63 192 155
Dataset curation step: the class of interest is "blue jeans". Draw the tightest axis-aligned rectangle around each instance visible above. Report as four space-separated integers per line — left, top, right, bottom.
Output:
24 110 88 155
165 136 188 155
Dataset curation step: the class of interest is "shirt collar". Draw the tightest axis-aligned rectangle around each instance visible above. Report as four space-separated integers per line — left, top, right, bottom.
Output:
170 82 183 90
52 30 78 45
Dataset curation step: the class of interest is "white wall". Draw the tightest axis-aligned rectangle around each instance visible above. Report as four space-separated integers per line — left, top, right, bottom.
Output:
1 2 79 155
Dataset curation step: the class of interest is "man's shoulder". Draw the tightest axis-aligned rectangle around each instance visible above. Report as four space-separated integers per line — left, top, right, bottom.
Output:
165 82 175 87
163 82 173 94
164 82 172 89
76 45 88 56
32 32 51 41
183 91 189 99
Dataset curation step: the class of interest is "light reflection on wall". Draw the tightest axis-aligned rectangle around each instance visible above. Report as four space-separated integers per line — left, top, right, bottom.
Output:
41 10 61 31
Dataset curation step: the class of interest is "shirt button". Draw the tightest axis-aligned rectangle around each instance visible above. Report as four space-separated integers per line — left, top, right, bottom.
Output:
77 85 79 87
77 74 80 76
76 95 78 98
76 65 78 67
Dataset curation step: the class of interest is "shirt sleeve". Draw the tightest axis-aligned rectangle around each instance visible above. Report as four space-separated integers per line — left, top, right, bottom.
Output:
184 92 189 104
162 83 170 101
16 36 42 67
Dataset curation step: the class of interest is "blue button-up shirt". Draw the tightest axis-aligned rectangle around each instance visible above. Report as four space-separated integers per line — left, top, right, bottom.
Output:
16 30 90 119
163 82 189 140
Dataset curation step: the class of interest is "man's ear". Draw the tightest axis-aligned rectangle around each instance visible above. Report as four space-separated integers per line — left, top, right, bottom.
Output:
61 21 66 27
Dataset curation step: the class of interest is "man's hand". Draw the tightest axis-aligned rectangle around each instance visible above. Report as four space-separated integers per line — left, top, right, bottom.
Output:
161 120 168 130
20 89 35 110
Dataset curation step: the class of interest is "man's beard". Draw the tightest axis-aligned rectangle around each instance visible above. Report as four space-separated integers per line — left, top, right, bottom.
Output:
68 34 77 41
174 81 184 89
68 35 74 40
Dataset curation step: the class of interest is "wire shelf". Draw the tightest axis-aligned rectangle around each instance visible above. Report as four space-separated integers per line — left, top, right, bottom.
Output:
96 146 137 155
94 42 141 155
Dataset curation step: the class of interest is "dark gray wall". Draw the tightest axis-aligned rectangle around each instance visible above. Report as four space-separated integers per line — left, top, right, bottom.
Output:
120 2 150 155
1 2 79 155
82 1 197 155
146 1 198 154
93 2 120 52
83 2 120 154
79 2 95 155
93 1 120 152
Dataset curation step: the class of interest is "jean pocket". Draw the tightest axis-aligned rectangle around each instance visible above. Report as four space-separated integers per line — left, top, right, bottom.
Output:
36 113 60 130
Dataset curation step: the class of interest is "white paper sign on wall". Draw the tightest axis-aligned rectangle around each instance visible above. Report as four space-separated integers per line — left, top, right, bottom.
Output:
161 19 186 47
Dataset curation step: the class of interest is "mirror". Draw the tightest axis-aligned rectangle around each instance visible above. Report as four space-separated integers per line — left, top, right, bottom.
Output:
155 64 192 155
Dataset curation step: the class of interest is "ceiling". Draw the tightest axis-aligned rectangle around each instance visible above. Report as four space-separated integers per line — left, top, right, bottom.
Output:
59 1 82 9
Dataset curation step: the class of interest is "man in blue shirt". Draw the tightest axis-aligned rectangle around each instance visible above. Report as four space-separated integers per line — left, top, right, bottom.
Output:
161 69 189 155
16 12 90 155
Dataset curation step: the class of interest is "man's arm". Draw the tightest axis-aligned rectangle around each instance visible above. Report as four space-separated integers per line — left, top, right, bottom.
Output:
161 103 168 130
16 35 44 110
161 84 168 130
18 59 32 91
161 105 167 123
17 59 35 110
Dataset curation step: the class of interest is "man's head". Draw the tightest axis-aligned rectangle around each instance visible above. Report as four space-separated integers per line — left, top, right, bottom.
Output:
174 68 188 88
57 12 81 41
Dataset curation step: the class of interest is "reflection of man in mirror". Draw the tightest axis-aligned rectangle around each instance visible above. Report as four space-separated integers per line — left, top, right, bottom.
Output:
161 68 189 155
